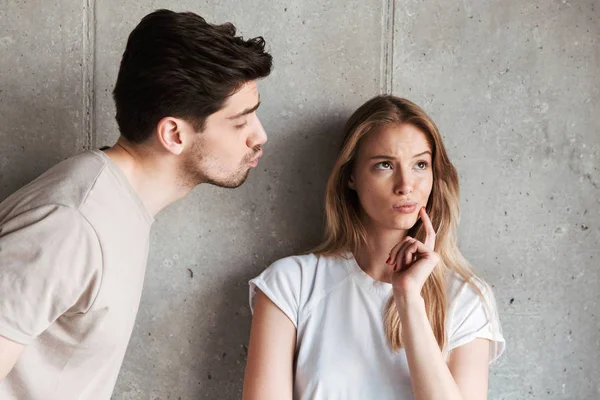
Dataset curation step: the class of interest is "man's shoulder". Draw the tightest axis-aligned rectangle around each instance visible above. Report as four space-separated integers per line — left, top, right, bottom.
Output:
0 151 109 220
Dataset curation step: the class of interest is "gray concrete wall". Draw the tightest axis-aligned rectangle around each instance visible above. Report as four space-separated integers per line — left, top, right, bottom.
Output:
1 1 598 399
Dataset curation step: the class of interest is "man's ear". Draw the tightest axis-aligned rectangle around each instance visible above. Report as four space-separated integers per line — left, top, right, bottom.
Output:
156 117 185 156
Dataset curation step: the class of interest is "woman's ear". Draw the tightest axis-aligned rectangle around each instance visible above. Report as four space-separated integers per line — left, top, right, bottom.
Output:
348 174 356 190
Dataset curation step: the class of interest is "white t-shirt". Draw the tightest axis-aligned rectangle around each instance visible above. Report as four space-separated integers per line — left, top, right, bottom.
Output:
249 252 505 400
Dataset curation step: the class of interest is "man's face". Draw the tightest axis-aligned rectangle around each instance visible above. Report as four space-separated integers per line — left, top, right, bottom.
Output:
180 81 266 188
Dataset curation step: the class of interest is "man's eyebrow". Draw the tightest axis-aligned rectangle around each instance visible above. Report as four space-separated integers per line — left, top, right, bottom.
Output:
227 97 261 120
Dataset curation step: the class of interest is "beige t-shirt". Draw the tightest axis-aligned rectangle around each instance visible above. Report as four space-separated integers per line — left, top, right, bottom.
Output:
0 150 154 400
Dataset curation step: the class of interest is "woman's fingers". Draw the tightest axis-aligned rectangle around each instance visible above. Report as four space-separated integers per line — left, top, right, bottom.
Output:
404 239 420 266
387 211 438 273
395 237 416 272
419 207 436 250
388 236 412 266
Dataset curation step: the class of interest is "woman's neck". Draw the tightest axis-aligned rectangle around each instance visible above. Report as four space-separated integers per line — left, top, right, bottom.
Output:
354 221 407 283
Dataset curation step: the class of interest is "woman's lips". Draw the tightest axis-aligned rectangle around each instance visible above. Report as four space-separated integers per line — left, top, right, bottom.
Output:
392 201 418 214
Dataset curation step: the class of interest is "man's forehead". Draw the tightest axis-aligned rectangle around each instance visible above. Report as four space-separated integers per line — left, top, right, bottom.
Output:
222 81 259 108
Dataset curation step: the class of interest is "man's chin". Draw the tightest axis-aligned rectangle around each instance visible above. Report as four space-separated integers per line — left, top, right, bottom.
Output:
210 169 251 189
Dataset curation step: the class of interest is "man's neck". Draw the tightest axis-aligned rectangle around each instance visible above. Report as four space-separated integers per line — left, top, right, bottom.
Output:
102 139 192 216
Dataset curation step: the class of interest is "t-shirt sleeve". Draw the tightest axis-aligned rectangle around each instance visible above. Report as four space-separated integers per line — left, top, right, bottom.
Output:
0 205 102 345
249 256 304 328
446 277 506 364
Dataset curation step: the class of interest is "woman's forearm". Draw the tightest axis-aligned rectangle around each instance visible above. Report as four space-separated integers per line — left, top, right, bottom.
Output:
396 294 464 400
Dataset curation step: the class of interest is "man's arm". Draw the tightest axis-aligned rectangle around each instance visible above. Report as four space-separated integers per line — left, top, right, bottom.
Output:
0 336 23 381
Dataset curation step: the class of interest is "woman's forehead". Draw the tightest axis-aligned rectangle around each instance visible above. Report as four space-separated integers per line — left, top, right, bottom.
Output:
358 124 431 158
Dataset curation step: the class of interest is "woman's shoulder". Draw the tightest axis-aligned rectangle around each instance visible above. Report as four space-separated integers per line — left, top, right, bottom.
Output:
264 252 352 278
249 252 354 325
267 252 319 270
445 270 501 328
444 271 505 362
445 271 493 303
252 252 354 300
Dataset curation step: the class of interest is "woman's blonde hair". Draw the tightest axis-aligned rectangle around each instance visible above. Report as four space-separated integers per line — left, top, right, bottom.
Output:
313 95 485 351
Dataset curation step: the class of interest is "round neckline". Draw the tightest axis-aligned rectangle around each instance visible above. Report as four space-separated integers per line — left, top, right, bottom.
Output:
91 149 155 225
343 252 393 296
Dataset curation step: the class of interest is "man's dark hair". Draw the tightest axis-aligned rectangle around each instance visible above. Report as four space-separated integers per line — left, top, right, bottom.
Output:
112 9 273 143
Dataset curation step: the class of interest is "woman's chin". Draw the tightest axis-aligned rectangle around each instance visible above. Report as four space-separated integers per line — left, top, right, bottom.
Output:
390 214 419 231
363 212 419 232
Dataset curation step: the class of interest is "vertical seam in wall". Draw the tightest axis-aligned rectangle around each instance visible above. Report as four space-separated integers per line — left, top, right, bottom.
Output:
82 0 96 150
380 0 395 94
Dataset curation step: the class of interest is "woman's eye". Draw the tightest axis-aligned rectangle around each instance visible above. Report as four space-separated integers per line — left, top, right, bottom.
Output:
235 121 248 129
375 161 392 170
415 161 429 170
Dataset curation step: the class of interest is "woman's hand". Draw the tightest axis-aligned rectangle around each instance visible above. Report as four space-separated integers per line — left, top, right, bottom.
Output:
387 207 439 300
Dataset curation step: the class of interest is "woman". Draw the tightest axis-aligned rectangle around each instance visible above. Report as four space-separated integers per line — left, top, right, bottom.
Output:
243 95 505 400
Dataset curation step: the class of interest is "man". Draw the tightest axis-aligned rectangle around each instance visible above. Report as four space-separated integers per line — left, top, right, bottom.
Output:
0 9 272 399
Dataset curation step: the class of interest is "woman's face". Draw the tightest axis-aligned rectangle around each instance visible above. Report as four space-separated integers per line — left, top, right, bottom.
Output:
349 123 434 232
